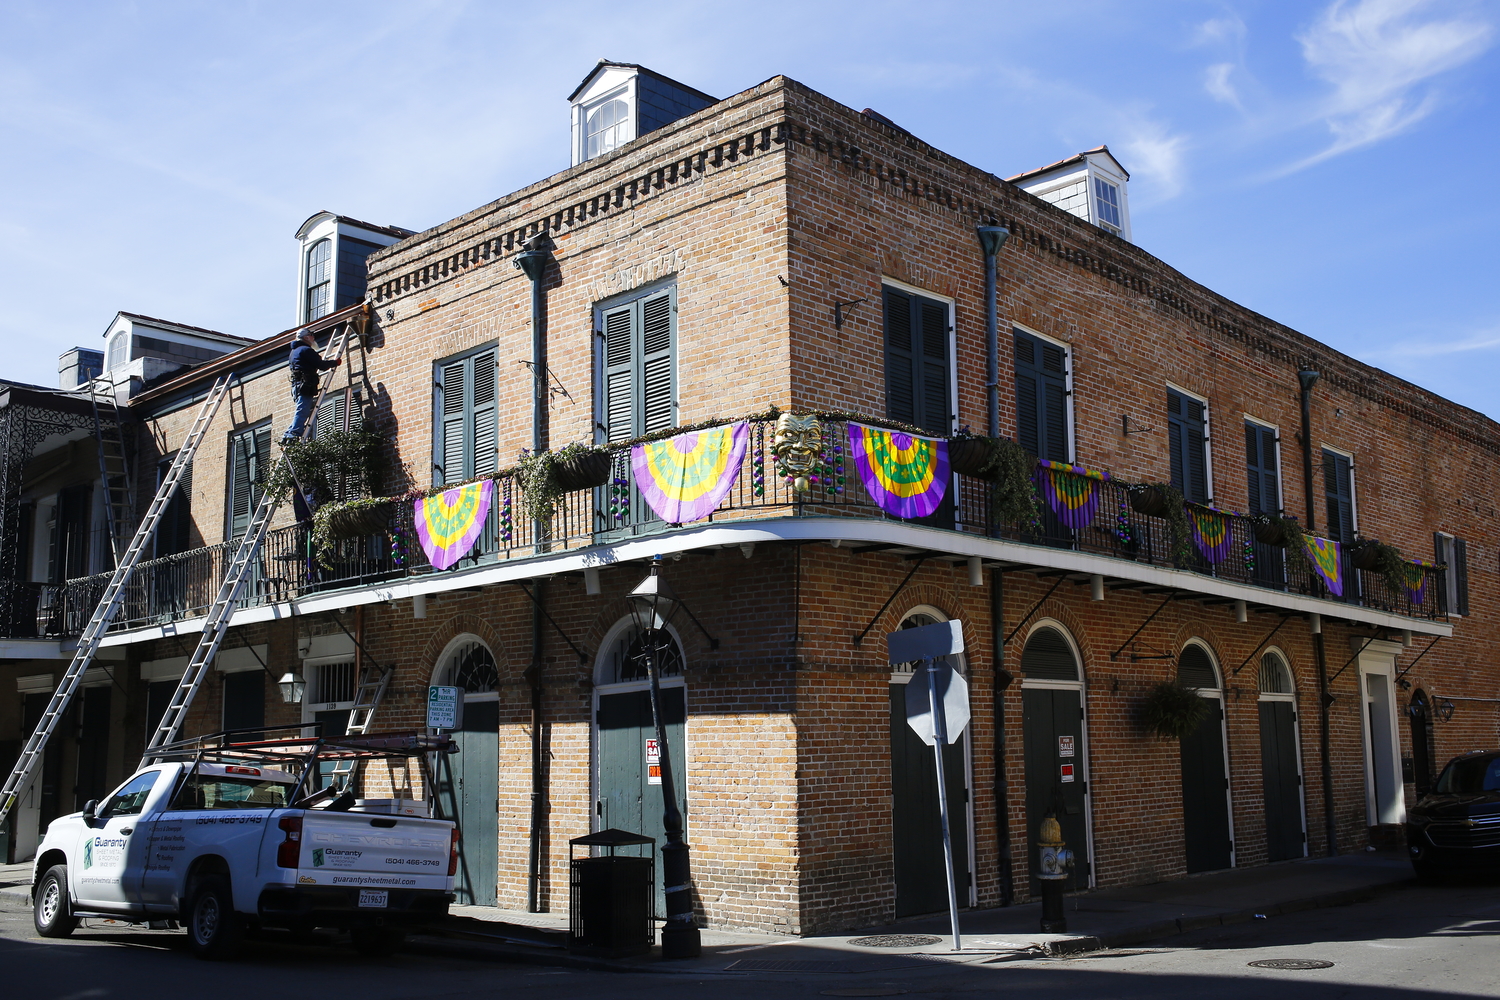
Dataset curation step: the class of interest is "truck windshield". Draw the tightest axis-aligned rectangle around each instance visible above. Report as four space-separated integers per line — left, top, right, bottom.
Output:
1434 755 1500 795
172 775 291 810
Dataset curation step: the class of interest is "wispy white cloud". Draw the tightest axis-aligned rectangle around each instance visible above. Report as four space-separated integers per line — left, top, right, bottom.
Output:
1192 14 1248 47
1287 0 1493 170
1204 62 1243 108
1117 118 1190 202
1367 326 1500 358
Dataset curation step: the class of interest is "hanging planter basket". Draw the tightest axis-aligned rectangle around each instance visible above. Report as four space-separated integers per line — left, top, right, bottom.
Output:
1141 681 1210 740
947 436 994 478
552 450 614 492
322 500 396 541
1129 484 1170 518
1252 517 1287 547
1349 540 1380 571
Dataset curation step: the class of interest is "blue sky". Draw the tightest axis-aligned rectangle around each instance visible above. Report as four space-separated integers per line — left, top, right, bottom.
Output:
2 1 1497 415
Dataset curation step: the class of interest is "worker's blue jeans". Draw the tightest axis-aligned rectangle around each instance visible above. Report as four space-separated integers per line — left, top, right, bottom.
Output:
283 391 318 443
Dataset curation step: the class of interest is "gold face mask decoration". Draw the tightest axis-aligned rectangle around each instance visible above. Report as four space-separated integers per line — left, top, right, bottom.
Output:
773 413 824 492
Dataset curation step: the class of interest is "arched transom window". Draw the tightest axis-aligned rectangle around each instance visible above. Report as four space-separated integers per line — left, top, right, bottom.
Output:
438 638 499 700
596 622 683 687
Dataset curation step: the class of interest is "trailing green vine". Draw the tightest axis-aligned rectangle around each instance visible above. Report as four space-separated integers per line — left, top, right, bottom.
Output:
1142 482 1195 566
265 428 386 506
981 437 1044 528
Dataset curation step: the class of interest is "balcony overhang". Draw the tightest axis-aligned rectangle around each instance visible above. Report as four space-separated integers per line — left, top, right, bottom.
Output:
89 516 1450 649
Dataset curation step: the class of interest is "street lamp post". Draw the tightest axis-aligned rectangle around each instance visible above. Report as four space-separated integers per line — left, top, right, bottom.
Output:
626 558 701 959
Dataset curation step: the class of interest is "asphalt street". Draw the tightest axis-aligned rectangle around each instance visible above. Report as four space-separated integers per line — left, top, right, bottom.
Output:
1 879 1496 999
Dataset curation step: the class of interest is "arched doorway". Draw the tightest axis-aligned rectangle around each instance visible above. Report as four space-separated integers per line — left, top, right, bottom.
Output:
1179 642 1233 872
592 617 686 918
1020 623 1091 894
432 636 500 906
1257 650 1306 861
889 607 972 917
1409 689 1433 794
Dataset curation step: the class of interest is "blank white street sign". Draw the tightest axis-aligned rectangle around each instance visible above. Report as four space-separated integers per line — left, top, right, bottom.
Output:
905 657 971 746
887 619 964 665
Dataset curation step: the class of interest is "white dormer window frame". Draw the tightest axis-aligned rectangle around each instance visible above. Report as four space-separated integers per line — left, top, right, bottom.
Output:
1092 176 1123 235
580 85 632 163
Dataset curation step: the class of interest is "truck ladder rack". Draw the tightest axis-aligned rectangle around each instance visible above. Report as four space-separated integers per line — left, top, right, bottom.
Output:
0 373 234 827
142 316 361 766
325 661 394 789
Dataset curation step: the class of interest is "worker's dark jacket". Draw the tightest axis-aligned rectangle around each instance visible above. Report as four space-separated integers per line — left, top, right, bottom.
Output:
289 343 338 396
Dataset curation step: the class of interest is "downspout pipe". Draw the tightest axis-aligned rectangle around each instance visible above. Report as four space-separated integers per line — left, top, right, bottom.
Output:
991 568 1014 905
515 237 553 909
976 225 1011 439
1300 367 1337 857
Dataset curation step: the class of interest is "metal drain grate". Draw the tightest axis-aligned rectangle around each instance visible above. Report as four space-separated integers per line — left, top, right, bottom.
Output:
726 959 853 973
847 934 942 948
1249 959 1335 970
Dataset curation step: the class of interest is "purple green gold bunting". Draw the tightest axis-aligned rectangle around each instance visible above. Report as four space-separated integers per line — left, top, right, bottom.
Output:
414 479 493 570
1303 535 1344 597
1401 559 1432 605
1036 459 1108 530
632 422 748 524
1188 506 1233 564
848 423 948 519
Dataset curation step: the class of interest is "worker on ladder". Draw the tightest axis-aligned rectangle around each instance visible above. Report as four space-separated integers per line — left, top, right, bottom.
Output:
283 329 342 445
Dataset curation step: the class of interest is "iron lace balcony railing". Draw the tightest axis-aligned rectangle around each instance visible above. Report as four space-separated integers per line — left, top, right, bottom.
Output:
32 418 1447 634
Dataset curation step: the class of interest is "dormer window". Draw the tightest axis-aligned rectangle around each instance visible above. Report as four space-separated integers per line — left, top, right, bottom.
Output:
305 238 332 321
106 332 129 371
1093 178 1122 235
585 97 630 160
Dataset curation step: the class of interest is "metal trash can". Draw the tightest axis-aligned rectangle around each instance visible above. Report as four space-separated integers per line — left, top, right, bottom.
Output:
568 828 655 957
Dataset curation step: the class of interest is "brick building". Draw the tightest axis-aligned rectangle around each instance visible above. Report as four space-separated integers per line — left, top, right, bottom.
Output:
3 65 1493 936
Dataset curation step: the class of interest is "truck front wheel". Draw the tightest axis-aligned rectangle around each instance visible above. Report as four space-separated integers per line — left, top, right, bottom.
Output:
34 865 77 938
186 876 243 960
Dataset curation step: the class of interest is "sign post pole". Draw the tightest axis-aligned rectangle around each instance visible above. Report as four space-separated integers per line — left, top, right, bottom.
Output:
925 656 963 952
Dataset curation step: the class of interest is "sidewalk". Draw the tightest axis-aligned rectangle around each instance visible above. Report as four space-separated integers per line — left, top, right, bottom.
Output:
0 850 1416 974
409 849 1417 974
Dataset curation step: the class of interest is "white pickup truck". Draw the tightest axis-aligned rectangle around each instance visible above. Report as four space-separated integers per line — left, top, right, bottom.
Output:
30 732 458 960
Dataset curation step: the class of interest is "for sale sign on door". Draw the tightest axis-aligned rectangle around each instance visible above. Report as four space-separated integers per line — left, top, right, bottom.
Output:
646 739 662 785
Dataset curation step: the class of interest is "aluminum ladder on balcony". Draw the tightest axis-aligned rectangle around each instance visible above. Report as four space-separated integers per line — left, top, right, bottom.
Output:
89 377 135 567
141 318 358 765
0 373 234 828
325 661 394 789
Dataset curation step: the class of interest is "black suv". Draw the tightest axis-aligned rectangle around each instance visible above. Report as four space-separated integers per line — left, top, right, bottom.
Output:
1406 750 1500 878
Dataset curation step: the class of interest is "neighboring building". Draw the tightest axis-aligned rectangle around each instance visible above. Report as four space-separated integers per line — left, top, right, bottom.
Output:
1 68 1492 942
294 213 414 325
100 313 255 397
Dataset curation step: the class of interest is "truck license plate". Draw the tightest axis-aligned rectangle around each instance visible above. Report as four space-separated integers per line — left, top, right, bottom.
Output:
358 890 389 908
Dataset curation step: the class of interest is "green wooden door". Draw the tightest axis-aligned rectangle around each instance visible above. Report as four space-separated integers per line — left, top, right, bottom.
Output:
1181 697 1232 872
597 687 685 917
889 684 969 918
1022 687 1089 895
1258 701 1304 861
445 700 499 906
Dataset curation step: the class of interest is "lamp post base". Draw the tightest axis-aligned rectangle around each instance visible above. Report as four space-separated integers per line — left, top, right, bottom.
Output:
661 923 701 959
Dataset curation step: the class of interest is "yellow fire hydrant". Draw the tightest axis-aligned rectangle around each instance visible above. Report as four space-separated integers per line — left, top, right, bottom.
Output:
1037 813 1075 932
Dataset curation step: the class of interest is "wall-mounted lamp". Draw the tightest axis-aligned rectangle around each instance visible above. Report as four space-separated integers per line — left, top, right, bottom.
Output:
1234 600 1248 624
1090 575 1105 602
278 671 307 704
412 594 427 619
968 557 984 588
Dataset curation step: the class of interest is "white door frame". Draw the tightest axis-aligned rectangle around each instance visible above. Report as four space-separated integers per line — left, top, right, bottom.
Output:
1355 638 1406 826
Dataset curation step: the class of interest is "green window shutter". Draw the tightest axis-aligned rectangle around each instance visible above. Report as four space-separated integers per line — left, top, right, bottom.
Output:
315 390 348 439
1454 537 1469 616
1322 450 1354 543
598 286 676 442
1168 390 1209 504
471 351 498 477
437 358 467 485
1245 423 1279 515
883 288 916 426
602 302 635 443
919 299 951 434
640 288 675 434
1015 331 1068 460
228 425 269 538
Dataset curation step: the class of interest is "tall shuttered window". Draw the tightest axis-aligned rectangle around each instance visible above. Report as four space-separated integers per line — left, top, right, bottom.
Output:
1167 390 1210 504
434 347 498 486
1244 423 1280 515
883 287 952 435
1321 450 1355 544
598 284 676 442
1014 330 1070 461
226 424 271 539
314 387 350 439
1434 533 1469 616
155 455 193 557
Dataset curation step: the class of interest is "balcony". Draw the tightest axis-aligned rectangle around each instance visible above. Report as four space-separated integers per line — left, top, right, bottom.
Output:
22 414 1447 639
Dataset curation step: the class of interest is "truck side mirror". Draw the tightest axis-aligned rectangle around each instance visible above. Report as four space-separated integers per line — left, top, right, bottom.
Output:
82 799 98 823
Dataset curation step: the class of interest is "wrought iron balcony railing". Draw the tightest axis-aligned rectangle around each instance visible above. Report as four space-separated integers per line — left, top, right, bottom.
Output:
19 416 1447 636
